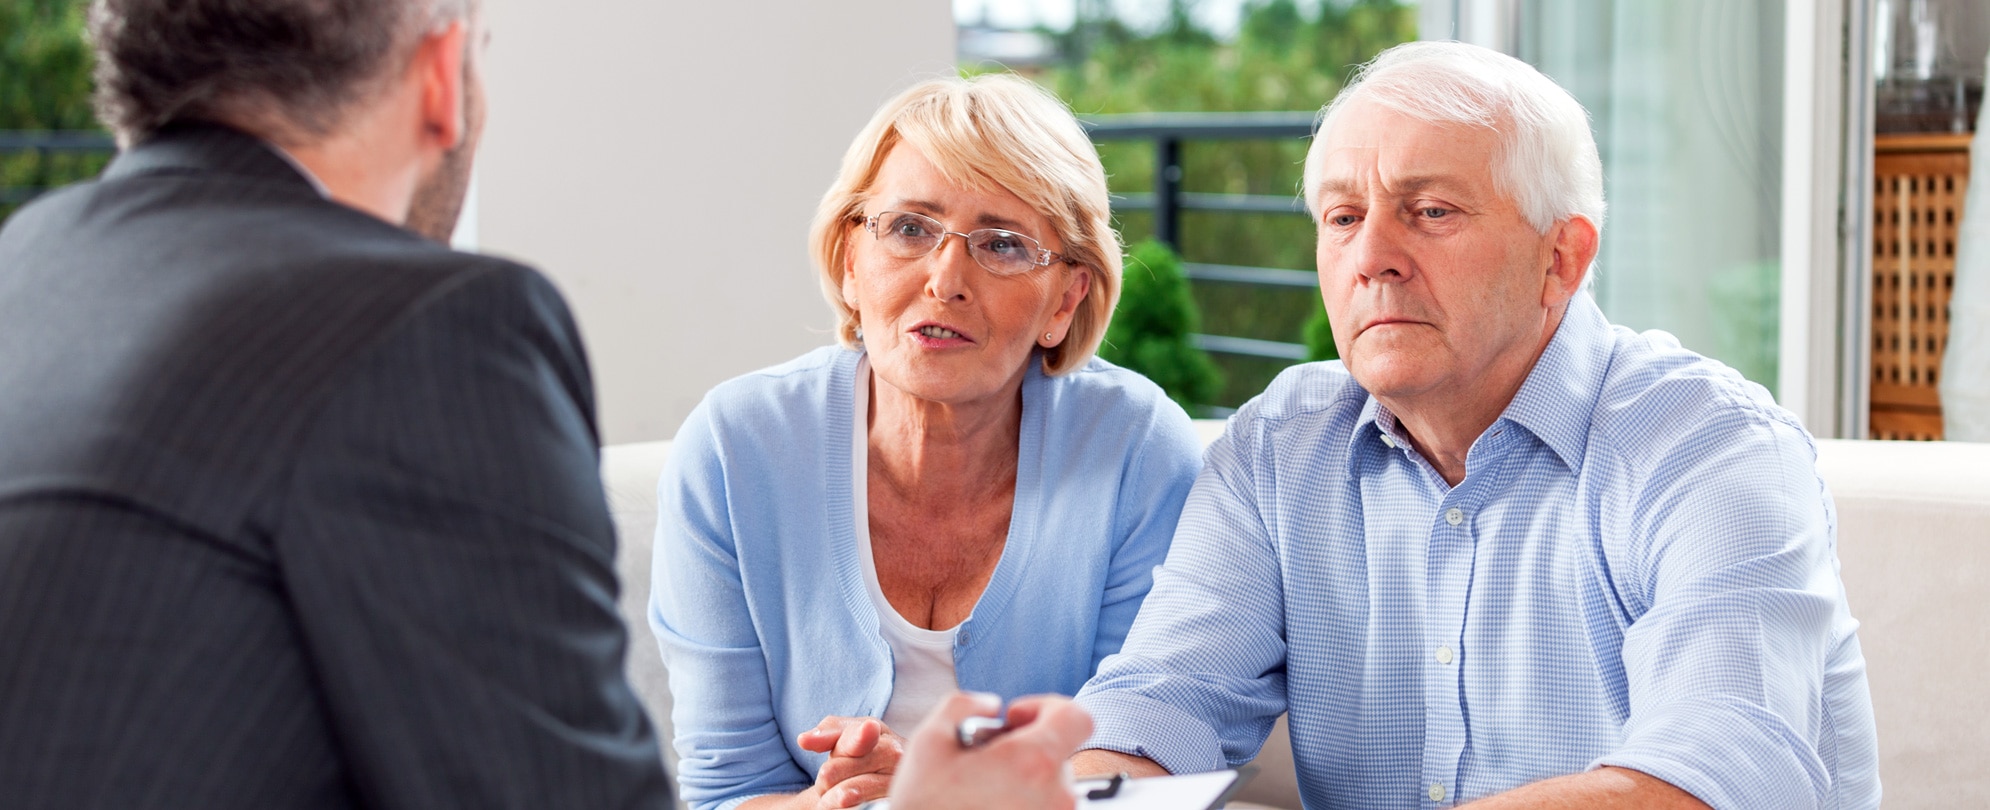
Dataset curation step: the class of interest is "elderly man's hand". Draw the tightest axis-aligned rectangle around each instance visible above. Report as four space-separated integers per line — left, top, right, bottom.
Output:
887 692 1094 810
795 716 908 809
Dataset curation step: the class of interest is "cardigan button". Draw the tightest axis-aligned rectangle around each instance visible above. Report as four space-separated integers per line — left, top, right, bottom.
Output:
957 630 971 646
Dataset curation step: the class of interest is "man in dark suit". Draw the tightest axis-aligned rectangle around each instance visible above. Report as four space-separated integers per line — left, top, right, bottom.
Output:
0 0 673 806
0 0 1113 807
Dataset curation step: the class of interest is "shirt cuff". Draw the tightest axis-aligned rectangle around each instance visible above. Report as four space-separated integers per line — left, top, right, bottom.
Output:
1074 689 1229 776
1592 697 1828 810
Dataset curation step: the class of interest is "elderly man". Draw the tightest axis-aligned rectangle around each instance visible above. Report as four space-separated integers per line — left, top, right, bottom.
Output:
1071 41 1879 809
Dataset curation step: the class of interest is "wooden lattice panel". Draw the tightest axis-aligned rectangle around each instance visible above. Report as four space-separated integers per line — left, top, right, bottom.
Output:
1871 133 1968 441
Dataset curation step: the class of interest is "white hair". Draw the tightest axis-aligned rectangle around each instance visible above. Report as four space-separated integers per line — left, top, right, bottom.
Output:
1304 41 1606 237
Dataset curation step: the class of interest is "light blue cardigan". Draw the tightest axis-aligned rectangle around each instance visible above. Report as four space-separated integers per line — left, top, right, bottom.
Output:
649 346 1202 810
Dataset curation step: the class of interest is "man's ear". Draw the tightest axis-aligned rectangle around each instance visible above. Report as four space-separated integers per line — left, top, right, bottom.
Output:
415 21 470 151
1543 214 1599 307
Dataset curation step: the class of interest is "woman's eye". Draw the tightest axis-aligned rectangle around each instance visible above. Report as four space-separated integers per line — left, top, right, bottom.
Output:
892 220 929 237
1420 207 1450 219
983 235 1021 255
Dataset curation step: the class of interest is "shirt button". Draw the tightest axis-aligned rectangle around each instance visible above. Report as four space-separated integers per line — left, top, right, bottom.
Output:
1436 645 1454 665
1381 434 1397 448
1445 507 1464 526
1429 782 1446 802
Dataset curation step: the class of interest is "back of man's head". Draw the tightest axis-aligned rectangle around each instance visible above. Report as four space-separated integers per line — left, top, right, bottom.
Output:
88 0 476 148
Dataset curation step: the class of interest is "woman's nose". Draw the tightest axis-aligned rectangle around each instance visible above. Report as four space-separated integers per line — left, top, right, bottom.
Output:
924 234 975 301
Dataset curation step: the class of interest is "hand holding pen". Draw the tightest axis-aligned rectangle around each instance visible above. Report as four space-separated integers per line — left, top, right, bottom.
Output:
885 691 1094 810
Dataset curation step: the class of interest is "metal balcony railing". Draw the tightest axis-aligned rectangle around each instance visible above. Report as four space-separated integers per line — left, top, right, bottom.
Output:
1081 111 1320 362
0 130 117 207
6 121 1328 364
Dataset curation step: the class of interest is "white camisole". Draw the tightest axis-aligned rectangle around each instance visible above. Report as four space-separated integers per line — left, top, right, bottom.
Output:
851 357 962 734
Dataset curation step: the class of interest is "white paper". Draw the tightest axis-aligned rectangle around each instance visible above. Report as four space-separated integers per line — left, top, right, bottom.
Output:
863 769 1240 810
1076 770 1240 809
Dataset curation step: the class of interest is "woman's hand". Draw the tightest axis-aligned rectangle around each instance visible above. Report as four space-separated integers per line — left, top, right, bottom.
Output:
798 716 907 808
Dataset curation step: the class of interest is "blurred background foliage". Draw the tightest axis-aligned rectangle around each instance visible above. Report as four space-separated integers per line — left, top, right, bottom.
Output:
0 0 105 223
973 0 1413 409
8 0 1411 410
1102 238 1226 410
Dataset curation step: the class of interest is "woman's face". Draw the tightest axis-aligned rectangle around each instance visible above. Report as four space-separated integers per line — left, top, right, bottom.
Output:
843 143 1091 410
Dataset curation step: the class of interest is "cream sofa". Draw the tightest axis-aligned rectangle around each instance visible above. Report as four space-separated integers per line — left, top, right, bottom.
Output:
603 430 1990 809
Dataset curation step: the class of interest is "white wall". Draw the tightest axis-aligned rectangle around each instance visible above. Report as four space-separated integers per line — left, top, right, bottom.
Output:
476 1 956 444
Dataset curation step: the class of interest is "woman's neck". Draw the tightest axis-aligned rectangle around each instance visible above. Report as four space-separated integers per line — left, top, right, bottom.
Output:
865 367 1024 502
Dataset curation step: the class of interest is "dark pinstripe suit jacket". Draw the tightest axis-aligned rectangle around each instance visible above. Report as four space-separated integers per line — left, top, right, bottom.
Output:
0 123 672 809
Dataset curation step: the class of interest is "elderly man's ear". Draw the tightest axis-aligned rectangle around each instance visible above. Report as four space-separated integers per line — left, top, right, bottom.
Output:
1543 215 1601 308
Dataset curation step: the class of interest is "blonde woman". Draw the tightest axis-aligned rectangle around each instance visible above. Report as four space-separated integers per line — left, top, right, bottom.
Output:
649 74 1202 810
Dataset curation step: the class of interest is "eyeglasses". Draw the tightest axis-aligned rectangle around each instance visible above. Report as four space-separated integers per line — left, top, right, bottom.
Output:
862 211 1073 276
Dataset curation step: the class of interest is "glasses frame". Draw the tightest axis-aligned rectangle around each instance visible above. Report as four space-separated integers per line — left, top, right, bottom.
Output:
861 211 1076 276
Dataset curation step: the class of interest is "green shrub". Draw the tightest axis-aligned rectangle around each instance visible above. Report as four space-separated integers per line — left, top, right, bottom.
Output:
1301 296 1338 362
1102 239 1224 412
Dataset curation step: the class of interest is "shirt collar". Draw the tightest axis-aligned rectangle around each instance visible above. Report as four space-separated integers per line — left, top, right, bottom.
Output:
1499 293 1613 472
1346 293 1615 475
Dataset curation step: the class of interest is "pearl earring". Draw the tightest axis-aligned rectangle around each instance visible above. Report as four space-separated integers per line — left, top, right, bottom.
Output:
1044 332 1054 343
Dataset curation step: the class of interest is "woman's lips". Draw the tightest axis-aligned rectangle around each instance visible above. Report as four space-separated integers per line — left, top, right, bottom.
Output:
908 321 975 348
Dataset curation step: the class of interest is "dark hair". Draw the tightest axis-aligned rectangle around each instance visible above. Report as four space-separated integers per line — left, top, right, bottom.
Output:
87 0 465 146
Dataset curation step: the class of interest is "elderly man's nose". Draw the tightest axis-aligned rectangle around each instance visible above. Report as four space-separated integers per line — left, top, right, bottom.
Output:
1352 218 1412 282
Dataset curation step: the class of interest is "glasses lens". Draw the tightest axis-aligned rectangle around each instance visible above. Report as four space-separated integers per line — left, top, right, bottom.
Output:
967 229 1041 275
875 212 941 258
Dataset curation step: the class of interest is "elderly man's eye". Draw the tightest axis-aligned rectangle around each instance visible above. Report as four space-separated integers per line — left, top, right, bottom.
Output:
1330 214 1360 227
1420 207 1451 219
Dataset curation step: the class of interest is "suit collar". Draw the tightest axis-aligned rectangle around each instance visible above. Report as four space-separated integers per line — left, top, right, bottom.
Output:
103 121 325 198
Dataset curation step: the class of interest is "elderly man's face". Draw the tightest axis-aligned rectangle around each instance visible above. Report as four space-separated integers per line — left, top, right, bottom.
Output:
1312 98 1563 407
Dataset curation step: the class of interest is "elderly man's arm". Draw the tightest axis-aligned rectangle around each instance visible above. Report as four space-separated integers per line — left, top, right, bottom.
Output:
1564 409 1872 809
1070 424 1289 777
1070 749 1170 779
1460 767 1708 809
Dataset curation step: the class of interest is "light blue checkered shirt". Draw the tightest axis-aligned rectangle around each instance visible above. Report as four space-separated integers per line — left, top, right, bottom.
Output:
1075 296 1879 809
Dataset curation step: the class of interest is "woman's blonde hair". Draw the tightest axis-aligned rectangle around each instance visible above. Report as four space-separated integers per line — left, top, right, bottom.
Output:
808 73 1121 376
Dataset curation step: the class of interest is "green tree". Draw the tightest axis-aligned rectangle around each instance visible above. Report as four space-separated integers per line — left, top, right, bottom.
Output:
1 0 105 224
1102 239 1224 412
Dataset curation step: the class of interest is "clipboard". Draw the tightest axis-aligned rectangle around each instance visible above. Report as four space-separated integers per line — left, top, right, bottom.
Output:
858 766 1253 809
1074 766 1254 809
